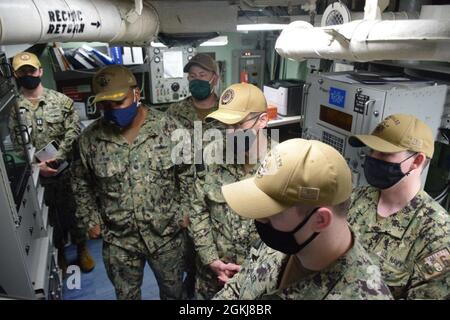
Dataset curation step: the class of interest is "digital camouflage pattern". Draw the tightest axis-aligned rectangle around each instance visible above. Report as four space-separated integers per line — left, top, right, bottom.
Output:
214 236 394 300
103 234 185 300
190 162 261 299
165 96 218 130
349 186 450 299
10 88 80 161
72 106 191 299
166 95 225 299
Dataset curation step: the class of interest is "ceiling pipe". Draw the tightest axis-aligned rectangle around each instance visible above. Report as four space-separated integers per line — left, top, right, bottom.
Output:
0 0 159 45
275 5 450 63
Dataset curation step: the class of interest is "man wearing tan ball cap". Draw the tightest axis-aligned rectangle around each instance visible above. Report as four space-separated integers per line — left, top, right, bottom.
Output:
189 82 269 299
348 113 449 300
9 52 95 275
214 138 393 300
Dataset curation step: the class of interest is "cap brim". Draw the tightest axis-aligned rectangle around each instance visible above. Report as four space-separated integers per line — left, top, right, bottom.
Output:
349 135 407 153
183 61 214 73
93 88 129 104
221 177 290 219
14 62 40 71
206 109 249 125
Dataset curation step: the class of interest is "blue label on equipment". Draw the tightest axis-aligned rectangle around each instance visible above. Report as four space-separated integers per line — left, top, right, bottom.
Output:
329 87 346 108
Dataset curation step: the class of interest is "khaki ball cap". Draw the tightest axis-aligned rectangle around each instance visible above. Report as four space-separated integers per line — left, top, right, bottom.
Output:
206 82 267 125
221 138 353 219
92 65 137 103
349 114 434 158
12 52 41 71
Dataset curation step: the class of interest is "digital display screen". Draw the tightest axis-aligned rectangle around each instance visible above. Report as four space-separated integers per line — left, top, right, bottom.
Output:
319 105 353 132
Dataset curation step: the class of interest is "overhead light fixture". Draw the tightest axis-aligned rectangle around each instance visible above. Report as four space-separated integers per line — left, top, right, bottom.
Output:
237 23 288 31
200 36 228 47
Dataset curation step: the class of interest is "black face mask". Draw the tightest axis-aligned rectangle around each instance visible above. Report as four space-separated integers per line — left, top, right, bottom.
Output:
255 208 320 255
232 128 257 155
230 115 260 161
17 75 41 90
363 153 416 190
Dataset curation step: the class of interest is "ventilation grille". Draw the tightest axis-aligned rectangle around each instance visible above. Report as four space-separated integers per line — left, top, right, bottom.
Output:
325 10 344 26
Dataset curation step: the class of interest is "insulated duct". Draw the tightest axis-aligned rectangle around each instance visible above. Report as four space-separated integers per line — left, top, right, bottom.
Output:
0 0 159 45
275 5 450 63
320 1 417 27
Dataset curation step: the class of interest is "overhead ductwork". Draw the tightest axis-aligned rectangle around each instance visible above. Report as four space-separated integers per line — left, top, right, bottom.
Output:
0 0 159 46
275 5 450 63
239 0 309 9
151 1 237 34
150 1 237 47
320 1 417 27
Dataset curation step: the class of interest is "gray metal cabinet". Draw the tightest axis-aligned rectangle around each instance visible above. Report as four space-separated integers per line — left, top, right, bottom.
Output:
0 51 62 299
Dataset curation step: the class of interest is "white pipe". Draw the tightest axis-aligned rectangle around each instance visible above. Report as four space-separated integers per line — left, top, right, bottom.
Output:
350 11 417 21
320 1 418 27
0 0 159 45
275 18 450 62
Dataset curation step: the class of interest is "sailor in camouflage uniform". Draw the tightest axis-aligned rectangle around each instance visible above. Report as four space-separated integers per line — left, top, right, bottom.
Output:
165 54 221 298
214 139 393 300
9 52 94 274
165 53 220 128
348 114 449 299
190 83 272 299
71 65 191 300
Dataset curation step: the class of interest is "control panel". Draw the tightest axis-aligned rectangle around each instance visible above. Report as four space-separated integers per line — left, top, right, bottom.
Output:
302 72 447 187
232 49 265 89
149 46 196 104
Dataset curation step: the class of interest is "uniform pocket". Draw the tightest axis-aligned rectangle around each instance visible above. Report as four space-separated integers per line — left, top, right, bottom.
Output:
44 104 64 123
92 157 127 197
44 107 65 138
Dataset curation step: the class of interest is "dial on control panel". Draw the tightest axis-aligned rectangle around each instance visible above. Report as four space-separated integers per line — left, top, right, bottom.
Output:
171 82 180 92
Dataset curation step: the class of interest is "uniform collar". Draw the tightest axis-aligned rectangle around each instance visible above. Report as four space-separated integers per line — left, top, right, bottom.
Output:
366 187 422 239
18 88 50 110
189 95 219 107
272 230 362 298
189 95 219 121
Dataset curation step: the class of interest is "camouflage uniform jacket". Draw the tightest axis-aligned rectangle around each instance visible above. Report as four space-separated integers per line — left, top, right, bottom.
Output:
214 235 393 300
10 88 80 161
349 186 450 299
165 96 218 130
190 162 261 266
72 107 191 254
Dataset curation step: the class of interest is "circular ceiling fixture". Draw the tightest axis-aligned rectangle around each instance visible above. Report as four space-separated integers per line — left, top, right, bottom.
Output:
321 2 351 27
